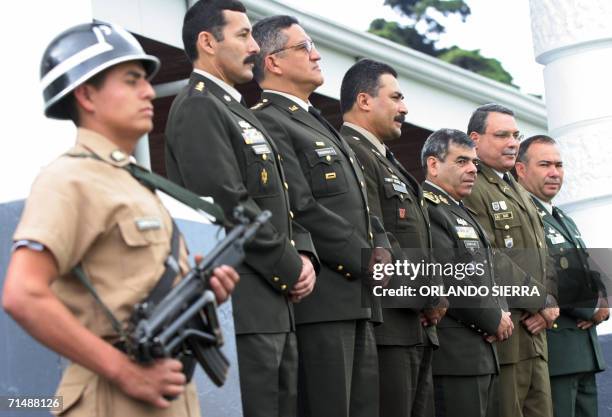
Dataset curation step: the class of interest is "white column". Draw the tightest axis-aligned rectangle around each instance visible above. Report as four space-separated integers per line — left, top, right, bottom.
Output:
529 0 612 248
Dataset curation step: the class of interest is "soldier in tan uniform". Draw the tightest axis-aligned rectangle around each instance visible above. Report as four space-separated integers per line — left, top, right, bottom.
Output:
463 103 559 417
1 23 238 417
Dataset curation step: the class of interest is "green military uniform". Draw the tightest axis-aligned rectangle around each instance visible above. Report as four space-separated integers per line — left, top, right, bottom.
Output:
253 94 381 417
342 124 438 417
422 181 505 417
165 72 318 417
463 163 555 417
532 198 606 417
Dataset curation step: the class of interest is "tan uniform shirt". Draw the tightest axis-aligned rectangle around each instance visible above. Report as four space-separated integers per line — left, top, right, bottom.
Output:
14 128 199 416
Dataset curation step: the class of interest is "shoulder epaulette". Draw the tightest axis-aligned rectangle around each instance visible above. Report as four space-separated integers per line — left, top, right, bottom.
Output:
188 81 207 97
423 190 440 205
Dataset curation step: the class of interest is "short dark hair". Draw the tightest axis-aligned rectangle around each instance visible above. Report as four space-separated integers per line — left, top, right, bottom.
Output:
340 59 398 114
421 128 475 172
251 15 299 83
467 103 515 135
65 69 109 126
517 134 557 163
182 0 246 62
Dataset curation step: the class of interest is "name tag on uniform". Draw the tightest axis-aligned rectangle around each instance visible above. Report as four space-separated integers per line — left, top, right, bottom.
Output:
464 240 481 250
315 147 337 157
456 226 478 239
548 234 566 245
136 217 162 231
493 211 513 221
251 144 271 155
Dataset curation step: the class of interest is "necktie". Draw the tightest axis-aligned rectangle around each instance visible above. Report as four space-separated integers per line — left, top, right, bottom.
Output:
502 173 515 190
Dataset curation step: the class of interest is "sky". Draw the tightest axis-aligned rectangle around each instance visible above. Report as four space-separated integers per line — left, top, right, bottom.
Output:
282 0 545 97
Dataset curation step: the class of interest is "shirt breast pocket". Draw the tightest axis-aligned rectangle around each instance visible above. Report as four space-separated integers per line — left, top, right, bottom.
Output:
491 211 522 248
383 183 411 228
304 150 348 197
243 146 280 198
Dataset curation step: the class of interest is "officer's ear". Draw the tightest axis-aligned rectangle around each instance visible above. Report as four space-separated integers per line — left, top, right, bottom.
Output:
197 31 218 56
515 160 527 181
73 84 97 114
468 131 480 147
264 53 283 76
355 92 372 112
426 156 439 178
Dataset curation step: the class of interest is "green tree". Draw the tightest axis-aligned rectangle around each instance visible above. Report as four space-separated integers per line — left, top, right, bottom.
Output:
368 0 515 86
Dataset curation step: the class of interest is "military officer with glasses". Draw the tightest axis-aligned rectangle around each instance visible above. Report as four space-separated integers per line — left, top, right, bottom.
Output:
250 15 391 417
463 103 559 417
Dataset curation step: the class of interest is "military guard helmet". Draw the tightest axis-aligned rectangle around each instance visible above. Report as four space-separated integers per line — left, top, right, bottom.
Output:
40 22 160 119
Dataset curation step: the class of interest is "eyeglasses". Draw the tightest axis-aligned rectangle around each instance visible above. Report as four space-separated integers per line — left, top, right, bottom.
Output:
270 39 315 56
487 131 524 142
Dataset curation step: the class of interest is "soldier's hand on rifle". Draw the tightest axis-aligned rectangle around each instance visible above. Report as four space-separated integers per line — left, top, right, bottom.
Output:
195 255 240 304
113 357 186 408
290 255 316 302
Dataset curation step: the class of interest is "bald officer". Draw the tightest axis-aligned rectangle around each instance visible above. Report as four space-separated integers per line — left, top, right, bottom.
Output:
516 135 608 417
2 22 238 417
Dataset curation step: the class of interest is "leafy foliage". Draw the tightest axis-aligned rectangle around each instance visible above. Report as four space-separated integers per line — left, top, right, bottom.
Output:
368 0 515 86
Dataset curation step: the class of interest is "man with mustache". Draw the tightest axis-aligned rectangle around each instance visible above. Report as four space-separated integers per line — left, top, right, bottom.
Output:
339 59 446 417
516 135 608 417
463 103 559 417
165 2 317 416
250 16 391 417
421 128 513 417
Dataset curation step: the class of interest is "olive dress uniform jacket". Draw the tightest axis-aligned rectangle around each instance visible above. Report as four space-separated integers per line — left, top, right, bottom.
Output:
463 163 555 365
165 72 317 335
422 182 503 377
252 93 379 324
531 198 606 377
14 129 200 417
342 124 437 347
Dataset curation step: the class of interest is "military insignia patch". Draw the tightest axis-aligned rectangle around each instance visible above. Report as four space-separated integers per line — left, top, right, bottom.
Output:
325 172 337 180
438 195 449 205
493 212 513 221
195 81 205 91
457 218 468 226
315 141 326 147
456 226 478 239
499 200 507 210
223 94 231 102
315 147 337 157
560 257 569 269
423 191 440 204
261 168 268 185
492 201 500 211
399 208 406 219
504 236 514 248
289 105 299 112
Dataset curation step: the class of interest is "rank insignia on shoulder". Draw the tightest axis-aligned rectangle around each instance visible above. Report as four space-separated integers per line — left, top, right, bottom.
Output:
223 94 232 102
195 81 205 91
423 191 440 204
456 218 468 226
288 104 299 112
438 195 449 205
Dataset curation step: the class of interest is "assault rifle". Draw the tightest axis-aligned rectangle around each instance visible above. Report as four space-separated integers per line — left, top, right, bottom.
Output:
126 206 271 386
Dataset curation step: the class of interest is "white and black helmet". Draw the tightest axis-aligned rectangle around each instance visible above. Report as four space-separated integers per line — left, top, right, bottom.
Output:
40 22 160 119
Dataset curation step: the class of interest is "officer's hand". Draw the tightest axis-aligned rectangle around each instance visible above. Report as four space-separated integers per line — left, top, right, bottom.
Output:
209 264 240 304
290 255 316 302
592 298 610 324
577 319 595 330
539 307 560 328
368 247 393 287
522 312 547 334
114 357 186 408
495 311 513 341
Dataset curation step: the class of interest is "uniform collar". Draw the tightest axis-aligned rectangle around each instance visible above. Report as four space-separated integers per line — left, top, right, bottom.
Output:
531 194 553 215
75 128 132 167
263 89 311 111
193 69 242 103
424 180 460 205
342 122 387 156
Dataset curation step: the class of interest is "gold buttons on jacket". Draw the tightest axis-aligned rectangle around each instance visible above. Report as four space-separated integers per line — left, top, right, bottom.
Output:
345 273 351 278
273 276 280 282
337 265 344 271
504 225 510 230
369 232 374 240
284 182 289 190
290 210 294 219
281 284 288 291
291 240 295 246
